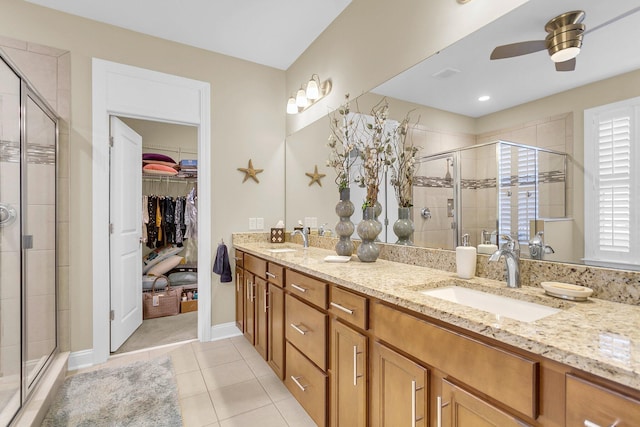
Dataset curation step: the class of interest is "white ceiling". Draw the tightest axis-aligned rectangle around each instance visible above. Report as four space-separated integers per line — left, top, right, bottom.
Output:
25 0 351 70
373 0 640 118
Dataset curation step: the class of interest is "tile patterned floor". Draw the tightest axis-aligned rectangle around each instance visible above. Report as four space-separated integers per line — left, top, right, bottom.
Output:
71 336 317 427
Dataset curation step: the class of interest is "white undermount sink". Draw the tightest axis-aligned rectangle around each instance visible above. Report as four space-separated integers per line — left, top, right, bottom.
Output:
266 248 297 253
421 286 560 323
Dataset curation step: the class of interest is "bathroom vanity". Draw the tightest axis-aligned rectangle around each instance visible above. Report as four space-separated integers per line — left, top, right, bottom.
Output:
233 238 640 427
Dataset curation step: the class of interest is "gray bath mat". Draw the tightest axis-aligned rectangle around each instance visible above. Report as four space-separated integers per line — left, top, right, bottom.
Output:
41 356 182 426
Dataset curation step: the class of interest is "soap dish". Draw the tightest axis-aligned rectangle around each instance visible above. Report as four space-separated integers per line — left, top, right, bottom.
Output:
541 281 593 301
324 255 351 263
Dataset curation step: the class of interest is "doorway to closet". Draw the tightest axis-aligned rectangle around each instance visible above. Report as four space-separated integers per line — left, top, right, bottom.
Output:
110 117 200 354
91 58 211 368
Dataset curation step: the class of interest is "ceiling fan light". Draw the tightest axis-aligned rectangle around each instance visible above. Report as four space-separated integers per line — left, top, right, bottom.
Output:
286 97 298 114
550 46 581 63
296 89 308 108
306 77 319 100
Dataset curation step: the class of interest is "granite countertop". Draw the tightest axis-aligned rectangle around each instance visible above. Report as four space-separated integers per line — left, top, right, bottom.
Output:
234 241 640 391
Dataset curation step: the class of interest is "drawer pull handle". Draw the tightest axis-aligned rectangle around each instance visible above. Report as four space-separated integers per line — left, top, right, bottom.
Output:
266 272 277 279
352 345 364 386
234 257 242 261
330 301 354 315
290 323 307 335
290 283 307 293
436 396 442 427
584 421 616 427
264 289 269 313
411 381 424 427
290 375 307 392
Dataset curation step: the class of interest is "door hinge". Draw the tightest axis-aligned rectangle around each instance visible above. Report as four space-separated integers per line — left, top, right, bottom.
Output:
110 310 115 321
109 136 114 147
109 223 114 234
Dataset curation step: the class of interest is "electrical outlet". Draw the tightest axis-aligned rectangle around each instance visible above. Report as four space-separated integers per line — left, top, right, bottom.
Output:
310 217 318 228
249 218 257 230
304 217 312 228
256 217 264 230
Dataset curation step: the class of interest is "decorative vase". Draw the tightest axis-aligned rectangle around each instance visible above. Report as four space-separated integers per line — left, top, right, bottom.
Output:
393 207 414 245
334 188 355 256
357 206 382 262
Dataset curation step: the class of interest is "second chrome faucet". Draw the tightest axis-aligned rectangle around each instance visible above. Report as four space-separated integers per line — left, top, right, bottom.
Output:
291 227 309 248
488 234 520 288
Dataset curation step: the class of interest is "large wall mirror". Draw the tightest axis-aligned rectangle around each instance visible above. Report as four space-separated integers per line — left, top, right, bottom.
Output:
285 0 640 270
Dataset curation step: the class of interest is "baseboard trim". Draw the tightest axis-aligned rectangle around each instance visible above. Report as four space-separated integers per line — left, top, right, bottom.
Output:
68 349 94 371
210 322 242 341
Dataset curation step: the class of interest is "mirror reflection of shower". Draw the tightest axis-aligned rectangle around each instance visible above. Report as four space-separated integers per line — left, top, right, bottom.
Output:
412 140 567 258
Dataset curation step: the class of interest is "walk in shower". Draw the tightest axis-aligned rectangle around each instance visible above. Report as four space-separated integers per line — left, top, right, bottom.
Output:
412 141 568 254
0 54 58 425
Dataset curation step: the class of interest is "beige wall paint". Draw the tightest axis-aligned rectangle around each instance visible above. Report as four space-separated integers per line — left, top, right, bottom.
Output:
0 0 285 351
285 0 529 135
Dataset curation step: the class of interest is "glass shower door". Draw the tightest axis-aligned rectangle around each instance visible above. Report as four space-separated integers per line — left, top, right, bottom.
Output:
24 93 57 390
0 57 22 424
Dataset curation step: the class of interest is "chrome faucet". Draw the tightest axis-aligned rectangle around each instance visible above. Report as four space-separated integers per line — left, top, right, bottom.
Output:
319 223 330 237
488 234 521 288
528 231 554 260
291 227 309 248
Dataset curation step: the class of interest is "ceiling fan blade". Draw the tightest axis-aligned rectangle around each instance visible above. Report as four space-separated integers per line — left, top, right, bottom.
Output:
490 40 547 60
555 58 576 72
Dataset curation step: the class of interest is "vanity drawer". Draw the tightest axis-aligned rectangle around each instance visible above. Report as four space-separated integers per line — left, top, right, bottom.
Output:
566 374 640 426
234 250 244 268
372 302 538 419
286 269 327 309
286 294 327 371
329 285 368 330
285 341 327 427
266 263 284 288
244 253 266 278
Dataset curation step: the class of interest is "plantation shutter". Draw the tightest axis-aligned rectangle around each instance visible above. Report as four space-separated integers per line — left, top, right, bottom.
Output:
584 97 639 269
498 144 512 238
596 111 631 253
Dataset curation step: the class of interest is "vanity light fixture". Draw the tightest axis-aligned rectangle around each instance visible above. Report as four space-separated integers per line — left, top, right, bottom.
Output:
286 74 332 114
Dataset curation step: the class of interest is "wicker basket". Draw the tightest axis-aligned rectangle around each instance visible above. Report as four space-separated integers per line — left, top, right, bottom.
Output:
143 275 180 319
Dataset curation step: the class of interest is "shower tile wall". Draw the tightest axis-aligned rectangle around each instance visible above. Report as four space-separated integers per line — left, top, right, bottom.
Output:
0 36 71 353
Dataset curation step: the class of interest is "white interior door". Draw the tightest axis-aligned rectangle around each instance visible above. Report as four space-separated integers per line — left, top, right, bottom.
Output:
109 116 143 352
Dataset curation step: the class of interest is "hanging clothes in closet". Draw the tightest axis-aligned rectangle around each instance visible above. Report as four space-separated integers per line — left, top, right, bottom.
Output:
143 193 193 249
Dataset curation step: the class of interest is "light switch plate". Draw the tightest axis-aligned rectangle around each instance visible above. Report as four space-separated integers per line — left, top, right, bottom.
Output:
249 218 257 230
256 217 264 230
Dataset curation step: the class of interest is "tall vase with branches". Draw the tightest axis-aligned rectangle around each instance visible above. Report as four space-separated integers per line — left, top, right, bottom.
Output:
327 94 360 256
353 99 396 262
390 113 420 244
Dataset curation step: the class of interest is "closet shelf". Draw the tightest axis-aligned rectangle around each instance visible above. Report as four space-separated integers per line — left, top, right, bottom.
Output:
143 173 197 184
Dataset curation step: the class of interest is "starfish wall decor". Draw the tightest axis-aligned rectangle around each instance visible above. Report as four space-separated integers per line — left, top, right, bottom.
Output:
306 165 326 187
237 159 264 183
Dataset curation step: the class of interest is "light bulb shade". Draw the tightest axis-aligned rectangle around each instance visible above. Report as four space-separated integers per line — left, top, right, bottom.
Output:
550 46 580 63
286 97 298 114
306 78 319 100
296 89 308 108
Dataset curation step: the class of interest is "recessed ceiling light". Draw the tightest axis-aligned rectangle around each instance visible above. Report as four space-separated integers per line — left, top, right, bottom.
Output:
478 95 491 102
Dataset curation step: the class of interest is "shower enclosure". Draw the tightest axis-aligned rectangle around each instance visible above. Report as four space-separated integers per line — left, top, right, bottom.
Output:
412 140 567 253
0 54 58 424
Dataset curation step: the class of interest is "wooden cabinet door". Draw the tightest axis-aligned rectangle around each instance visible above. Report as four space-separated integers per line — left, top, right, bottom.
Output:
441 379 528 427
243 272 255 344
235 266 244 333
255 276 268 360
331 320 367 427
371 342 428 427
268 284 285 379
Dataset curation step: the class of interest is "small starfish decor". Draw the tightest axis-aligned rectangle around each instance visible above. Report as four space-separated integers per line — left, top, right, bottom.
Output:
237 159 264 183
306 165 326 187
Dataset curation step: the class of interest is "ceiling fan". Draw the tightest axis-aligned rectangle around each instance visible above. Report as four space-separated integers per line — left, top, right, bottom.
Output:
490 7 640 72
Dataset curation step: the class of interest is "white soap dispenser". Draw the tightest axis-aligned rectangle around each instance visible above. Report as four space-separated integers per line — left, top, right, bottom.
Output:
456 233 477 279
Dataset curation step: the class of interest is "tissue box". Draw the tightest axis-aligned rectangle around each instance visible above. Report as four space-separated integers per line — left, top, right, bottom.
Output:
270 228 285 243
